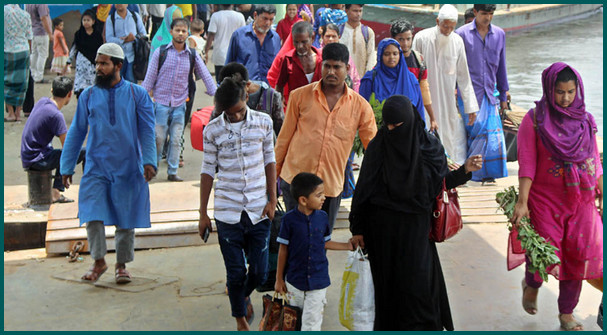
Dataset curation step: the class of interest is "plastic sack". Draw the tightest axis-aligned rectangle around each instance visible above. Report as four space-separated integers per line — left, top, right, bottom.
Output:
338 247 375 331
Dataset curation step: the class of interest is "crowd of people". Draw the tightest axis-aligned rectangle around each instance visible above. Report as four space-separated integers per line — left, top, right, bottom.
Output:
5 3 602 331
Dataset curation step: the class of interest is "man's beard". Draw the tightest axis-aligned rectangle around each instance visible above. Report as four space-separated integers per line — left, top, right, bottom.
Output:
437 32 450 51
296 49 310 57
255 24 270 34
95 73 115 88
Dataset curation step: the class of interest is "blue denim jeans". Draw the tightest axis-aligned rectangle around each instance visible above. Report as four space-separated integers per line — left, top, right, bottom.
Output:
216 212 271 318
120 57 135 83
155 102 185 175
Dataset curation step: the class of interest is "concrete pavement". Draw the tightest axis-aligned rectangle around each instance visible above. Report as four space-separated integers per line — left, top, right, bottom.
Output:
4 225 603 331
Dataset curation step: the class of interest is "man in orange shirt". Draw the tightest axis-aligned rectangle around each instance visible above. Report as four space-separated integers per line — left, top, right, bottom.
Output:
275 42 377 232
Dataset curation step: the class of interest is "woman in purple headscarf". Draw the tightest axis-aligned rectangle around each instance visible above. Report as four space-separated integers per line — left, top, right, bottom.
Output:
511 63 603 331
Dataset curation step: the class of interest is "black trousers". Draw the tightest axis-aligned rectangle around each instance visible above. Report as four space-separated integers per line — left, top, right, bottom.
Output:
28 148 86 191
150 15 163 39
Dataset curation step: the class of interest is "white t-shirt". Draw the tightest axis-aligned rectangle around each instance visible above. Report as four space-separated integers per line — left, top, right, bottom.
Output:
187 35 205 58
208 10 246 66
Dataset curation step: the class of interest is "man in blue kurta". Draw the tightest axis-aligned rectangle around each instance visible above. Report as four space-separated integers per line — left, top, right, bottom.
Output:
456 4 510 184
60 43 157 284
225 4 281 83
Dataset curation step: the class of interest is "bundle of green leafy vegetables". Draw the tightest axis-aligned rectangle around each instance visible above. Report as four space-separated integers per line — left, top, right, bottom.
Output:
496 186 561 282
353 93 383 157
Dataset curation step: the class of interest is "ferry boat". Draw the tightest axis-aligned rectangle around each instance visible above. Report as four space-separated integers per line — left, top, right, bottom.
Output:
362 4 603 44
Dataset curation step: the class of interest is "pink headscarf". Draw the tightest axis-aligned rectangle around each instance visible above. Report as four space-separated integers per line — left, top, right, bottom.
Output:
534 62 598 202
534 62 596 163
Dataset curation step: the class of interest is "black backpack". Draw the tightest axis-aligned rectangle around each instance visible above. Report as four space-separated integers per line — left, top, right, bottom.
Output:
111 10 149 81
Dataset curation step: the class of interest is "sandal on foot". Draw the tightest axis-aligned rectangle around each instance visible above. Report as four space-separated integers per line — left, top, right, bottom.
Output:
115 267 132 284
81 264 108 282
559 314 584 331
53 195 74 203
521 279 538 315
481 178 497 186
245 296 254 325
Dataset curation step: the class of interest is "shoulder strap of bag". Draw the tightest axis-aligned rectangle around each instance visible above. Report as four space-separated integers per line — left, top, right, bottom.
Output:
112 9 139 37
338 23 345 37
130 83 136 108
361 24 369 46
338 23 369 46
158 44 168 74
111 11 115 36
260 87 274 113
188 47 197 80
411 49 426 81
158 45 198 83
371 69 377 87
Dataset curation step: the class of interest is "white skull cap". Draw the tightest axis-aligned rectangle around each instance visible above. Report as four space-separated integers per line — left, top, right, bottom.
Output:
438 4 459 22
96 42 124 60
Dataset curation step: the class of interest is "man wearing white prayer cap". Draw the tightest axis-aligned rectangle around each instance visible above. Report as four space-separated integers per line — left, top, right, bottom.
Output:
60 42 157 284
412 4 479 167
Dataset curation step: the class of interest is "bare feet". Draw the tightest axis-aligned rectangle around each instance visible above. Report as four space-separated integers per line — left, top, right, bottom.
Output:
236 316 250 331
5 104 16 122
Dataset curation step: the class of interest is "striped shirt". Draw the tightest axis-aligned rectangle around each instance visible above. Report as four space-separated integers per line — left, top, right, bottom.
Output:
201 108 275 224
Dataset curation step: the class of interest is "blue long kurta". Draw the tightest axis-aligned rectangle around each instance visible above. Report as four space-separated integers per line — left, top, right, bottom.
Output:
60 79 156 229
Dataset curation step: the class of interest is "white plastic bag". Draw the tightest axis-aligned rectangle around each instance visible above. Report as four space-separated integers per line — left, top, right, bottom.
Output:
338 247 375 331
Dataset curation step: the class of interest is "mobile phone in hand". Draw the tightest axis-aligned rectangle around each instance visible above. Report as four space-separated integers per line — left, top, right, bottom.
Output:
203 226 210 243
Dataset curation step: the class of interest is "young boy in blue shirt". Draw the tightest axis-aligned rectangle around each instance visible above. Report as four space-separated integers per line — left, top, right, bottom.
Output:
275 172 353 331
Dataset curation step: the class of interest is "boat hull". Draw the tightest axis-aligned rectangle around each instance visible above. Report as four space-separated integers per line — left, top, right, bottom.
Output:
363 4 603 44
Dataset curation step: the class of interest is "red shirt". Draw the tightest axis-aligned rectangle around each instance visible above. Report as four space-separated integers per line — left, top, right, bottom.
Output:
405 51 428 82
276 16 301 43
276 46 323 107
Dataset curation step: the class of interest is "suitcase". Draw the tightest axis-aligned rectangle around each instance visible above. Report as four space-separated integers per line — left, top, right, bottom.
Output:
190 106 214 151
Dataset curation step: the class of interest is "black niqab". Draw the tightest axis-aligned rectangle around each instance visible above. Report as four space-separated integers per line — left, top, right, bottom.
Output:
351 95 448 216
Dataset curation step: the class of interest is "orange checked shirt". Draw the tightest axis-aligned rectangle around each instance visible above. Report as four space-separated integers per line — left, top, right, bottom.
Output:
275 80 377 197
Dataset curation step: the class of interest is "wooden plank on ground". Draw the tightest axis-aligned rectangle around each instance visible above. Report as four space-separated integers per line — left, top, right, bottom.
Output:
47 220 219 241
46 233 221 255
48 210 216 231
458 195 502 202
460 208 502 216
462 215 508 224
45 181 512 254
47 201 78 221
460 203 501 209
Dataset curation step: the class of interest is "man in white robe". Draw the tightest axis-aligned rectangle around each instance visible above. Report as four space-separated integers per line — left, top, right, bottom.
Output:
412 4 478 165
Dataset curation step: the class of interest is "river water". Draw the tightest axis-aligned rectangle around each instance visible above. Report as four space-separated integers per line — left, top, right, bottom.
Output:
505 10 603 136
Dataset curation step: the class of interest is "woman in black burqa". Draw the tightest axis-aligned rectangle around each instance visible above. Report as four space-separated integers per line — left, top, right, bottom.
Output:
349 95 482 330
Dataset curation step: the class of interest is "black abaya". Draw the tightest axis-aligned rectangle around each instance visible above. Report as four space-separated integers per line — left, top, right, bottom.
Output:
349 95 472 331
362 166 470 331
